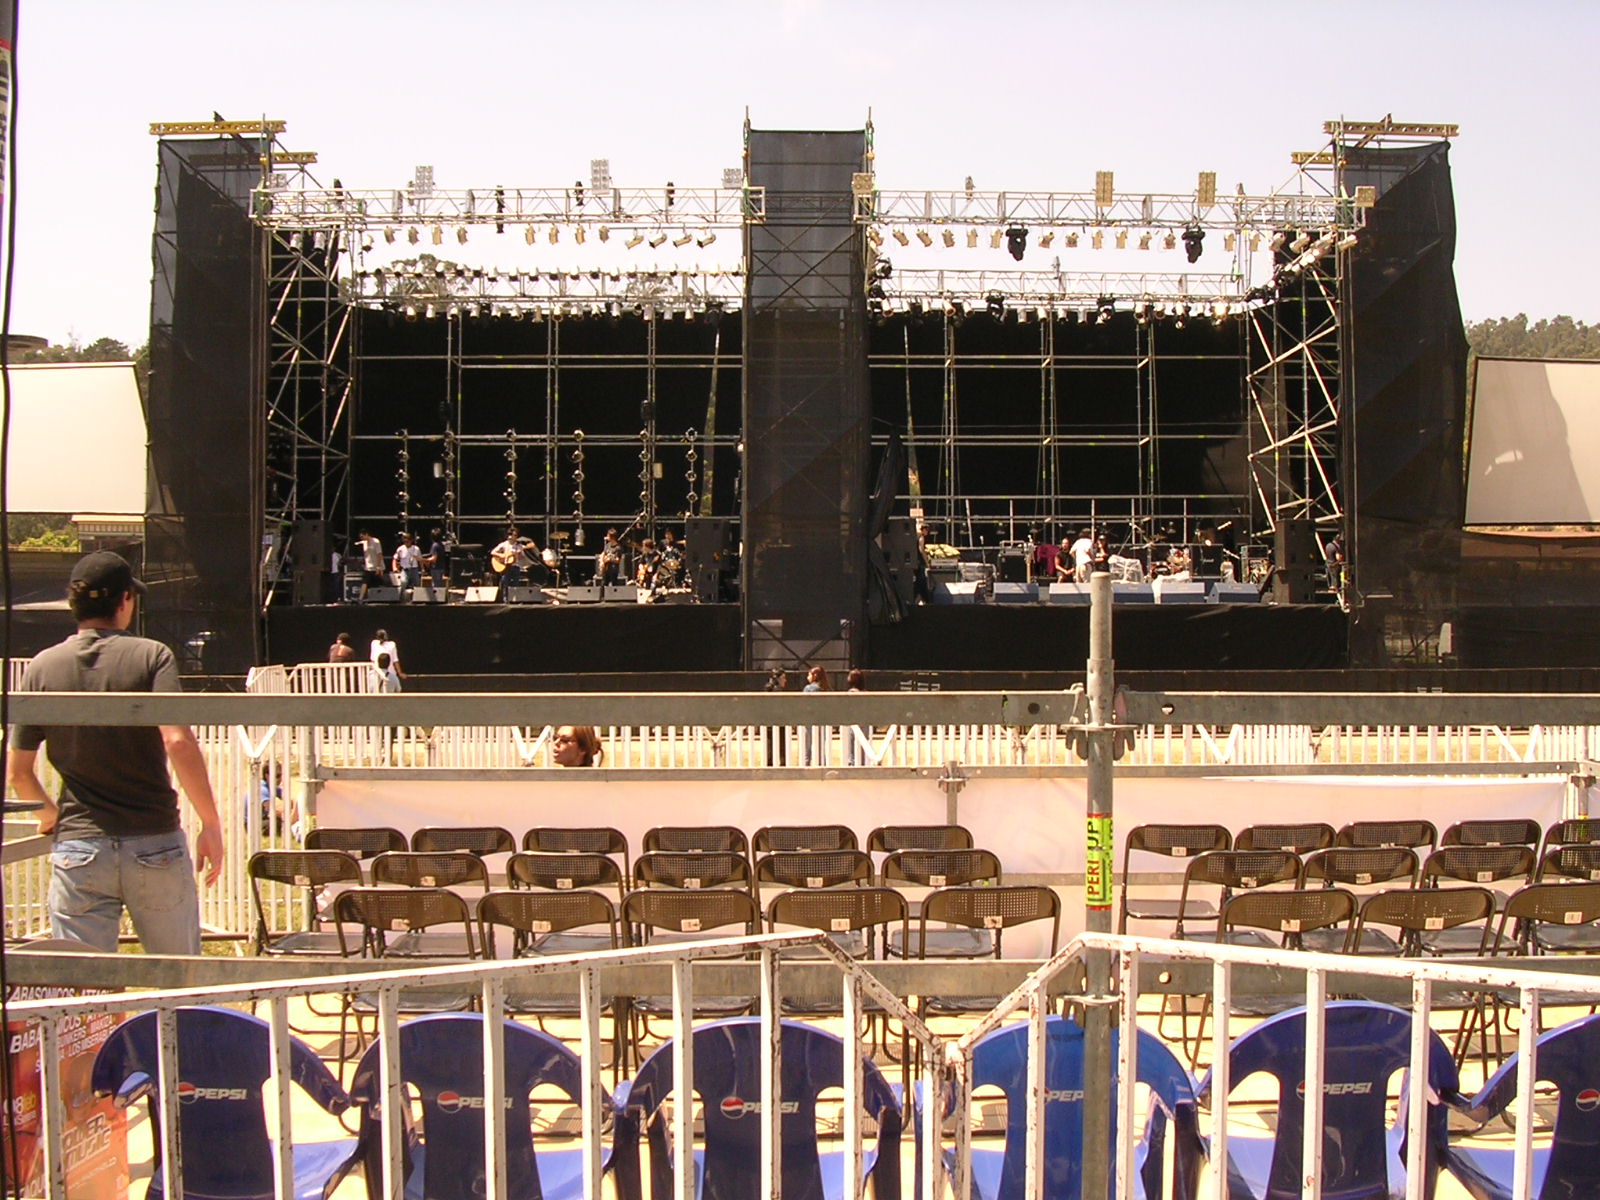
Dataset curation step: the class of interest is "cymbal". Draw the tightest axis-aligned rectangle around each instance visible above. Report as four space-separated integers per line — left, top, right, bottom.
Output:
549 531 571 541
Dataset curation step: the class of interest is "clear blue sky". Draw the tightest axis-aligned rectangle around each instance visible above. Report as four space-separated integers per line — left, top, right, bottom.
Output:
10 0 1597 348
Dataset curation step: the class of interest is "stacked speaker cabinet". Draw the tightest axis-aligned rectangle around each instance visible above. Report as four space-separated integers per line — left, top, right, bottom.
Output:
685 516 733 603
1273 517 1318 604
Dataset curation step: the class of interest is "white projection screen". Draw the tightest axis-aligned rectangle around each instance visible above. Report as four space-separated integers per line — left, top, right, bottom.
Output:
1467 357 1600 524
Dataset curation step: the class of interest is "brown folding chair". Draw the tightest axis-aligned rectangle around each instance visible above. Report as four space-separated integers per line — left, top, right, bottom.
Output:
633 851 752 892
1219 887 1357 952
1538 817 1600 862
304 826 406 879
752 824 859 853
1171 850 1301 939
1118 823 1232 935
1298 847 1421 952
369 850 490 890
1336 819 1438 853
866 824 973 853
641 825 749 859
1419 845 1536 954
247 849 363 956
1440 818 1541 848
411 825 516 856
522 826 631 884
1235 822 1336 855
507 850 627 901
1538 844 1600 883
755 850 874 890
766 885 909 963
880 848 1002 888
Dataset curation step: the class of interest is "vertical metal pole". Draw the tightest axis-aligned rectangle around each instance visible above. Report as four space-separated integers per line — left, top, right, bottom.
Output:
672 959 696 1200
1082 569 1115 1200
1024 983 1048 1200
760 948 783 1200
1303 968 1327 1200
1116 950 1140 1199
1512 989 1539 1200
157 1006 186 1200
37 1019 67 1200
378 987 404 1200
1209 961 1232 1200
268 998 295 1200
842 969 863 1200
1406 977 1434 1200
482 978 508 1200
579 966 604 1200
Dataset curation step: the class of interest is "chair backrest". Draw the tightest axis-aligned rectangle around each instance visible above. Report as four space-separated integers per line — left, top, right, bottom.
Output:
522 825 631 878
507 850 626 899
1440 818 1541 848
333 886 477 957
411 825 516 856
1301 846 1420 890
1175 850 1300 936
1421 844 1536 887
476 889 619 959
621 888 760 943
755 850 873 889
917 885 1061 959
1221 888 1357 951
1236 822 1336 855
247 848 364 953
90 1006 349 1200
370 850 489 889
1538 844 1600 883
1120 824 1231 873
642 825 749 857
1335 820 1438 852
1539 817 1600 860
1452 1014 1600 1197
753 824 859 853
766 887 908 957
968 1015 1201 1200
305 825 407 860
881 848 1002 888
621 1017 901 1200
634 851 752 891
1353 887 1497 956
1494 880 1600 954
1198 1001 1459 1200
347 1013 605 1200
866 824 973 853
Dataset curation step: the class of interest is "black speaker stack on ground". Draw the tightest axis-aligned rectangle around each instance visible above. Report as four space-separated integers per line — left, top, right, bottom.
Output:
1273 518 1318 604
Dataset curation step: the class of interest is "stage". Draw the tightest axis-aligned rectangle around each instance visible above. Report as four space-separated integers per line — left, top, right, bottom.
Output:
263 600 1348 676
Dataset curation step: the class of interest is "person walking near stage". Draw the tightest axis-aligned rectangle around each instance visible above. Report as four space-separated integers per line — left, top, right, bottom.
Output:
801 665 830 766
6 552 224 954
328 632 358 663
764 668 789 767
370 628 405 681
356 528 386 601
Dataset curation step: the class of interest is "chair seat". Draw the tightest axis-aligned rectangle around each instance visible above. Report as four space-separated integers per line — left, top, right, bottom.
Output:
1419 925 1494 956
1123 898 1220 923
670 1144 882 1200
1533 925 1600 953
887 928 993 958
1443 1143 1552 1200
261 930 349 957
1302 927 1401 956
349 989 475 1015
532 931 618 956
963 1140 1158 1200
386 929 477 957
631 994 754 1018
1214 1125 1404 1200
146 1137 358 1200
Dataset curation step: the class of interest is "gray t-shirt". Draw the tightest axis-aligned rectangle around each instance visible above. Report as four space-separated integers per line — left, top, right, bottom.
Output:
8 629 182 839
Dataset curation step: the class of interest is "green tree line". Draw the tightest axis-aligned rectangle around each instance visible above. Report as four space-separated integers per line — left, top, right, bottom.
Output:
1465 315 1600 360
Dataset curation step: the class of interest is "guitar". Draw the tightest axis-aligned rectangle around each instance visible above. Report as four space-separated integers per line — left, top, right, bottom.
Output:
490 539 534 574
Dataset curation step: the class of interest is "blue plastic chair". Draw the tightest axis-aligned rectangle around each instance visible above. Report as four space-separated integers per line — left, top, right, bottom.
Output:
1443 1012 1600 1200
616 1017 903 1200
920 1015 1202 1200
89 1005 355 1200
1196 1001 1460 1200
345 1013 615 1200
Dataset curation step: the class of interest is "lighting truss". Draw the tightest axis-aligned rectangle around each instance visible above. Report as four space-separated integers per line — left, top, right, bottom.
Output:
879 269 1247 313
251 184 764 231
345 266 744 315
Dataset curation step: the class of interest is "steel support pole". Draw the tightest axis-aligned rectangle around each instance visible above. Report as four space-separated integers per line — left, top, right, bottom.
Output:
1081 569 1115 1200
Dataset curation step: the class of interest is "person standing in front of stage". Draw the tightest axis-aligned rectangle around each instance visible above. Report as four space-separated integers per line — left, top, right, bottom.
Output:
372 652 402 693
328 632 357 663
370 628 405 682
658 529 685 588
764 668 789 767
356 528 386 601
801 666 830 766
6 552 224 954
392 532 423 592
551 725 604 767
844 668 868 766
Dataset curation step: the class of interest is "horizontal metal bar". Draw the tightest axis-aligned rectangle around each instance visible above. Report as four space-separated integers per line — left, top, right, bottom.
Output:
1122 690 1600 726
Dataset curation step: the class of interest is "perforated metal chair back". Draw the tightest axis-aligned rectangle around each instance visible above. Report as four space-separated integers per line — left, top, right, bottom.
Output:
642 824 749 857
522 825 631 879
1421 844 1536 887
1540 818 1600 859
411 825 516 856
333 886 478 958
305 826 407 862
881 847 1002 888
1440 818 1541 848
1493 880 1600 955
866 824 973 853
1301 846 1420 890
1221 887 1357 951
755 849 873 889
1335 820 1438 852
766 886 909 959
753 824 859 853
634 850 752 891
621 887 761 944
1119 824 1233 935
918 884 1061 959
247 849 364 956
475 888 619 959
369 850 489 890
1352 886 1497 956
1173 850 1300 937
507 850 627 899
1539 844 1600 883
1235 822 1336 855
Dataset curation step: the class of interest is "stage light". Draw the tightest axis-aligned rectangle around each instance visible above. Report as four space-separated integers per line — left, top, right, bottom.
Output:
673 231 693 247
1064 232 1078 249
425 303 437 320
967 228 979 248
1269 231 1288 252
942 229 955 248
649 231 668 248
990 229 1004 249
626 232 645 249
916 229 932 246
1138 232 1151 250
867 227 882 246
1163 232 1177 251
1338 231 1358 250
598 225 611 242
1249 233 1262 251
1094 170 1114 207
467 302 481 318
407 226 419 244
1290 231 1310 253
431 225 443 245
1182 227 1204 263
548 224 561 244
525 224 537 244
1096 296 1116 323
1197 170 1217 207
697 231 717 248
986 291 1006 321
1038 231 1054 248
360 232 374 252
1135 302 1150 324
457 226 469 244
893 228 909 246
574 226 587 244
1091 230 1103 250
1036 305 1049 321
383 227 396 244
1005 226 1027 261
404 303 418 321
1114 230 1127 249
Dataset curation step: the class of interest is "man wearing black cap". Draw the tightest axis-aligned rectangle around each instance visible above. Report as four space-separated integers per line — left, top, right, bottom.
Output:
6 552 224 954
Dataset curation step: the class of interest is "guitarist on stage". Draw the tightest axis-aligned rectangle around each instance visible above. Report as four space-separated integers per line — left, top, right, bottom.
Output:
490 525 540 599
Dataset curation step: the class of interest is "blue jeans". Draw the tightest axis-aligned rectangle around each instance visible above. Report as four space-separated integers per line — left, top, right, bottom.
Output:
48 831 201 954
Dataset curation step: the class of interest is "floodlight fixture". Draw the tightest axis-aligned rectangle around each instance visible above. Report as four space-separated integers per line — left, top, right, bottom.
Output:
1138 232 1151 250
1269 231 1288 252
1182 227 1204 263
1064 232 1079 249
916 229 932 246
942 229 956 248
989 228 1003 250
1114 230 1128 249
626 232 645 249
1037 231 1054 248
407 226 419 244
525 224 538 244
697 231 717 248
986 291 1006 320
431 225 443 245
1091 230 1104 250
673 231 693 247
1005 226 1028 261
456 226 469 244
967 228 979 248
893 228 910 246
649 231 668 248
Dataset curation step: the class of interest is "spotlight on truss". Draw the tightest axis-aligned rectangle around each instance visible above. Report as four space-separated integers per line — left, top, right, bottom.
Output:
1182 227 1204 263
1005 226 1028 261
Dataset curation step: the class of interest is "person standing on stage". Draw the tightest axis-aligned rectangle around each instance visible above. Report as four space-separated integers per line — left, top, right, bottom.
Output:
595 528 625 586
1068 527 1095 583
6 552 224 954
356 528 386 601
491 525 537 598
424 527 449 588
391 532 423 591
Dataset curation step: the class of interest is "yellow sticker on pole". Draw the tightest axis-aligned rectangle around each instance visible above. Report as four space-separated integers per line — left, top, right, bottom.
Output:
1086 815 1113 909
